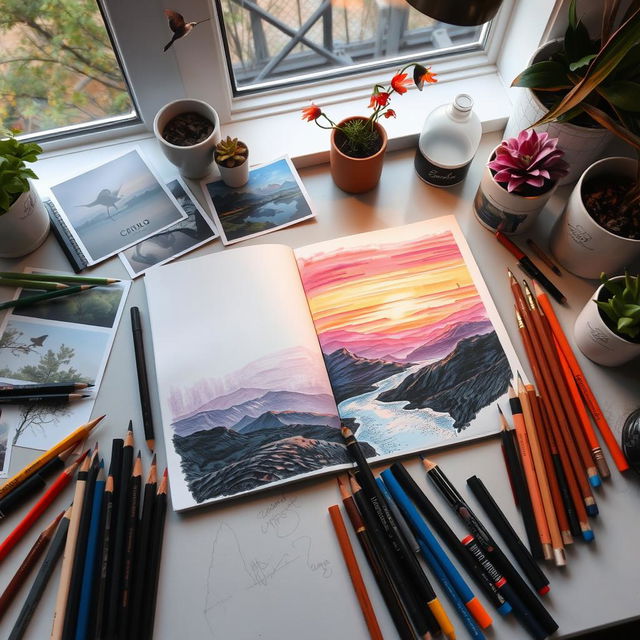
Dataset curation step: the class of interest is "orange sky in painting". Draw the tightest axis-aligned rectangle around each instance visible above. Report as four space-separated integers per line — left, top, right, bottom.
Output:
298 230 489 360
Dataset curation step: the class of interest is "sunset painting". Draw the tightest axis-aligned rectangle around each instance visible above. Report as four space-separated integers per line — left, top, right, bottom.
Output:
296 216 518 456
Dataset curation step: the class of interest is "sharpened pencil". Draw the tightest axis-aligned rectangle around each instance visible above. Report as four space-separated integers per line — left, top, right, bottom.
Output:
0 382 93 396
525 240 562 276
0 393 89 405
0 278 70 291
0 285 95 311
0 272 120 285
131 307 155 452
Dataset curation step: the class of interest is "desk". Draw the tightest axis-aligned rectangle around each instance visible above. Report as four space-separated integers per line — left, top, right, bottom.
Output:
1 132 639 639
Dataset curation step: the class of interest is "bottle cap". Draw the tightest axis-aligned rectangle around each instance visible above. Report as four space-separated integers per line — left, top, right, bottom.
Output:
454 94 473 112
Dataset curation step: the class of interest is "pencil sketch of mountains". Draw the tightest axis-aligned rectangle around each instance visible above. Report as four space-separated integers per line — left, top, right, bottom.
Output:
377 331 511 431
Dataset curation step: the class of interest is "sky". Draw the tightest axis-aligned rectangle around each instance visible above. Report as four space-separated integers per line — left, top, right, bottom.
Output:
298 230 488 360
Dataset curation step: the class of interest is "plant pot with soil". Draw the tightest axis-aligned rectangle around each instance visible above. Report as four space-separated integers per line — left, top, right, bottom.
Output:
302 62 437 194
550 156 640 278
474 129 568 234
0 130 49 258
574 273 640 366
153 98 222 179
215 137 249 188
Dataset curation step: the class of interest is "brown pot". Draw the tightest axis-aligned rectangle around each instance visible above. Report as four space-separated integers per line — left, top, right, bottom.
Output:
329 117 388 194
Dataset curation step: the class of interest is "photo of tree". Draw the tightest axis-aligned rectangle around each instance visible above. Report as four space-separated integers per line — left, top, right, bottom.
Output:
0 417 9 476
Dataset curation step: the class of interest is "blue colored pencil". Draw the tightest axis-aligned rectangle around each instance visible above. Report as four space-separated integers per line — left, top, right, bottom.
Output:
381 469 495 628
74 461 106 640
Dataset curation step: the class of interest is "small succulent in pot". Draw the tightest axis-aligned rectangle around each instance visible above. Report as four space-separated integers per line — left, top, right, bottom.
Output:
596 272 640 341
215 136 249 188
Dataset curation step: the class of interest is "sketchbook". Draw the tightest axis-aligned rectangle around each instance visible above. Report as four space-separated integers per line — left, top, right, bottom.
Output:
144 216 522 511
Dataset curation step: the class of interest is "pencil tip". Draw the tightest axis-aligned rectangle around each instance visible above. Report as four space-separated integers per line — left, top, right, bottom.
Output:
497 404 504 415
421 457 436 471
163 468 168 478
127 419 133 431
151 453 157 466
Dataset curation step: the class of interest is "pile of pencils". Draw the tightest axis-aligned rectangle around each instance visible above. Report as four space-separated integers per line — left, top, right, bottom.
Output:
0 418 168 640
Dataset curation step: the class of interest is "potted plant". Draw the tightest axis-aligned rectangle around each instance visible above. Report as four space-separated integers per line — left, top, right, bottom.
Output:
302 63 437 193
153 98 222 179
574 272 640 366
473 129 568 234
505 0 640 184
0 128 49 258
215 137 249 188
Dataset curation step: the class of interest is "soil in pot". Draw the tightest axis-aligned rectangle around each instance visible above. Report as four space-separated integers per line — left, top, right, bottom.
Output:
582 174 640 240
162 112 214 146
335 121 383 159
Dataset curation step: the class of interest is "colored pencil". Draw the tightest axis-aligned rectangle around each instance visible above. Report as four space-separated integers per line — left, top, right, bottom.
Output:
0 278 70 291
0 285 95 311
337 477 415 640
119 452 143 637
499 407 543 559
0 272 120 285
329 504 384 640
0 511 63 620
381 470 490 637
106 423 134 640
0 382 92 396
0 415 104 500
525 240 562 276
141 468 168 640
0 393 89 405
8 506 72 640
390 462 511 616
533 280 625 472
74 461 106 640
50 452 92 640
507 385 553 562
0 455 84 563
466 475 550 595
421 457 558 635
131 307 155 452
342 425 443 637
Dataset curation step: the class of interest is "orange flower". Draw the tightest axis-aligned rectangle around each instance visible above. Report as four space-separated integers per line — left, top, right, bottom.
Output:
369 92 390 108
391 73 412 94
383 109 396 118
413 65 438 90
301 104 322 121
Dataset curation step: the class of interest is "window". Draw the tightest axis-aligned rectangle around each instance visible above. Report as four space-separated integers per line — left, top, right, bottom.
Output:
0 0 136 138
216 0 487 94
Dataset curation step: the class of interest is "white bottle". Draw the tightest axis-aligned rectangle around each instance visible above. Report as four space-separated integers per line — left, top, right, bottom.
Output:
415 94 482 188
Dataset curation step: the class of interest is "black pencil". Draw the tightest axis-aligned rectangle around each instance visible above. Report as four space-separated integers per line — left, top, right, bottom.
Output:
119 451 143 637
0 393 89 405
106 424 134 640
61 446 100 639
0 382 93 396
129 455 157 639
422 457 558 635
467 475 550 596
8 505 72 640
141 468 168 640
131 307 155 452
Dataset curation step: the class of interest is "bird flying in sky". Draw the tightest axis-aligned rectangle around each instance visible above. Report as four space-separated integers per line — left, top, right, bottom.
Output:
30 335 48 347
163 10 211 52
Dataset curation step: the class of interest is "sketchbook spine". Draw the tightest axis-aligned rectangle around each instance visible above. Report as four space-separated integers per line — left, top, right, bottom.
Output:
44 199 88 273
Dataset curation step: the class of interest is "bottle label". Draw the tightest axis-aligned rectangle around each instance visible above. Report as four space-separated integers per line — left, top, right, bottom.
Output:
414 150 471 187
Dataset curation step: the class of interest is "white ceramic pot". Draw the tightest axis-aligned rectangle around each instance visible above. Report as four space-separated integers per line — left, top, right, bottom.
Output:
574 278 640 366
217 156 249 188
153 99 222 180
0 183 50 258
504 40 612 185
473 152 556 235
550 157 640 279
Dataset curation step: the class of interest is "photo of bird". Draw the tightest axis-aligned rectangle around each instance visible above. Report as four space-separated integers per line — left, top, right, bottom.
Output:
30 335 48 347
163 9 211 51
78 187 122 220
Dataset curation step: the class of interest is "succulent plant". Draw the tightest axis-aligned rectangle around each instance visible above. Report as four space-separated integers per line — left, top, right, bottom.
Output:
596 272 640 340
488 129 569 194
215 137 247 168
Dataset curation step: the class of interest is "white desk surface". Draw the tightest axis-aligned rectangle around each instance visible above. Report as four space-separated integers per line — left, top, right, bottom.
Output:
1 132 639 640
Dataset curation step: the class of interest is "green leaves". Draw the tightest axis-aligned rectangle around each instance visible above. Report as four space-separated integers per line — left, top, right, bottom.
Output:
0 131 41 214
596 272 640 339
512 61 571 90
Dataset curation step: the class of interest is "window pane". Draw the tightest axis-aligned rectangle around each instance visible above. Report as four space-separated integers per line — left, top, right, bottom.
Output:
0 0 135 136
217 0 485 92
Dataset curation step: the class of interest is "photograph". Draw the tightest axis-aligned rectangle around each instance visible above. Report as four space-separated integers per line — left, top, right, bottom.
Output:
202 156 315 245
49 149 187 264
0 413 11 477
119 178 219 277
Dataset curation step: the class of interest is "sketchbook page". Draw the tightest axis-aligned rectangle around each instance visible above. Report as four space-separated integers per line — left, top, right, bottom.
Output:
145 245 346 512
295 215 522 460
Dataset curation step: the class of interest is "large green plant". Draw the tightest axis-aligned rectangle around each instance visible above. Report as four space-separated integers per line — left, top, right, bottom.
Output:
0 129 42 214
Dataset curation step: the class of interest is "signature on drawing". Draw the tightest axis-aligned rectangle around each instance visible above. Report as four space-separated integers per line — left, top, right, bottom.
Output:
257 495 300 538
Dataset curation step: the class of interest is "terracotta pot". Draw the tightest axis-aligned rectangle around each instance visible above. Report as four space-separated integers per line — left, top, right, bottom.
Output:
329 117 387 194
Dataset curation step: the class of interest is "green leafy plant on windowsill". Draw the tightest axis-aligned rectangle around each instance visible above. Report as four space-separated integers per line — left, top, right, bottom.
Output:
596 272 640 341
0 128 42 214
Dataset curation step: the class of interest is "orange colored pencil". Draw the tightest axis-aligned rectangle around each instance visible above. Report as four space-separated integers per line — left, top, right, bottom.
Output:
533 281 627 472
328 504 383 640
508 384 552 561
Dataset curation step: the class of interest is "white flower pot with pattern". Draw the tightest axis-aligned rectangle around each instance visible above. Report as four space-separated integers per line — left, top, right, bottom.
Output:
0 183 50 258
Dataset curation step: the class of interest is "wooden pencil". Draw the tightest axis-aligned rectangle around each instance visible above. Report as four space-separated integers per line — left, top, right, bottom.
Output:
329 504 384 640
0 278 70 291
0 511 63 620
0 415 103 500
0 272 120 285
525 239 562 276
533 280 625 472
0 285 95 312
516 377 565 566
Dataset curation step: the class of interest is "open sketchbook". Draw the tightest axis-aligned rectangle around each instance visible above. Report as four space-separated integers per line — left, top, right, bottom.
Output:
145 216 522 511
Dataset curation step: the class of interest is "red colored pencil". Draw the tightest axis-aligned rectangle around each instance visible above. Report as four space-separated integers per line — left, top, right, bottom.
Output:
0 453 86 563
